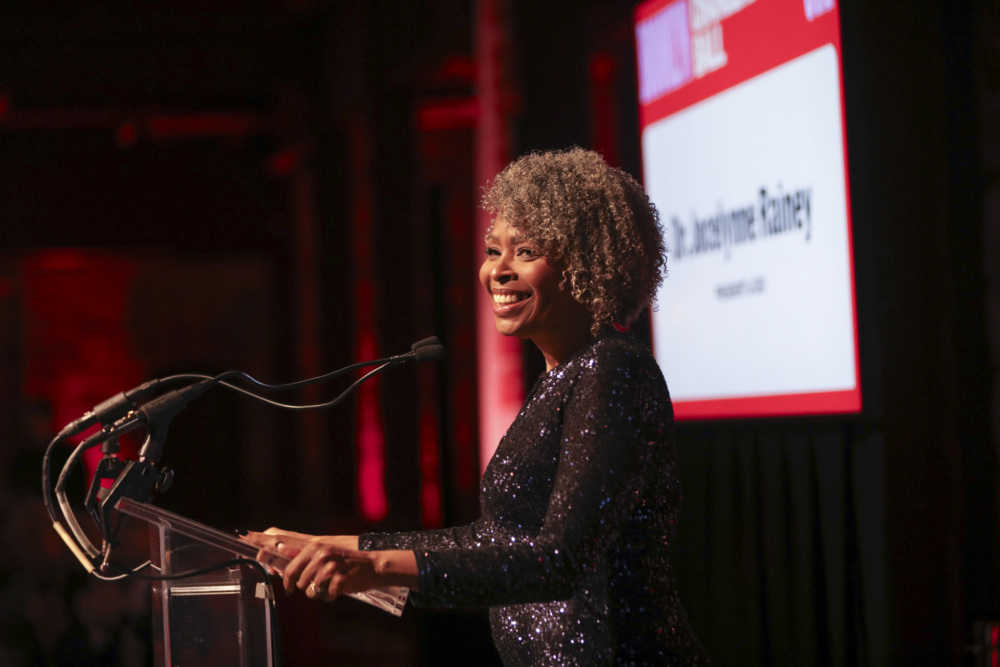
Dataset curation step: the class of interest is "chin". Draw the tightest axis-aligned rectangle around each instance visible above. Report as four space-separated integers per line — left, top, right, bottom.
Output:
494 321 526 338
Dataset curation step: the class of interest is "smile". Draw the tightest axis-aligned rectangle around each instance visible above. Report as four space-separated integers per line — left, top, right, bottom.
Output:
493 292 530 305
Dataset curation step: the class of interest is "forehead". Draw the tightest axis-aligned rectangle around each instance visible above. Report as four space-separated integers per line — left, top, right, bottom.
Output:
485 218 531 244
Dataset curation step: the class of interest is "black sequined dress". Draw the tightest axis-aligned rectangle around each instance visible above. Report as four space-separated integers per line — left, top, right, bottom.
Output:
360 332 707 665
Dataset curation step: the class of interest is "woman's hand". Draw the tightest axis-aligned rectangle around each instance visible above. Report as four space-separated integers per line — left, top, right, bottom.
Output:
283 544 418 601
243 528 359 553
241 529 358 577
241 529 417 601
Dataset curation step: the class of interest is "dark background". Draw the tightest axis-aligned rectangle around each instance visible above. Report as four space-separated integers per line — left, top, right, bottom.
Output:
0 1 997 665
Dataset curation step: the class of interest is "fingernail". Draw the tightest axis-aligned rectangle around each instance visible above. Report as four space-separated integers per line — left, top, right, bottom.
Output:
235 529 249 537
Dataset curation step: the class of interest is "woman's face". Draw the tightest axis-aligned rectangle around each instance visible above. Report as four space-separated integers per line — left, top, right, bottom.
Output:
479 219 590 346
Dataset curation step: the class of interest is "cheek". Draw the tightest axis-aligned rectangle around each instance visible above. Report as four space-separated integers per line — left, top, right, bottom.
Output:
526 263 561 302
478 260 491 289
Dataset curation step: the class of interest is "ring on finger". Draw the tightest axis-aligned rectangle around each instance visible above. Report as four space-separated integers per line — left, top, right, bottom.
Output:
309 581 320 596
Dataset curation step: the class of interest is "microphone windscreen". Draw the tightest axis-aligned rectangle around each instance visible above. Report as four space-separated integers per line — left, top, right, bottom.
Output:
411 336 442 351
414 344 446 363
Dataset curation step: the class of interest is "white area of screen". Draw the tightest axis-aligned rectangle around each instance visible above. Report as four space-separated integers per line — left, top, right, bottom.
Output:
644 44 856 402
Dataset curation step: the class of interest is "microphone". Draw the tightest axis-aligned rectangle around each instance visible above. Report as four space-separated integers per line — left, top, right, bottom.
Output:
60 377 218 466
410 336 446 363
410 336 441 351
56 379 166 438
135 378 217 464
79 377 219 551
414 343 446 363
68 336 445 450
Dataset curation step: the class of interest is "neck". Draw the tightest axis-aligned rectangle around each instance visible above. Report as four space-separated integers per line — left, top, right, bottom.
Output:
534 328 597 372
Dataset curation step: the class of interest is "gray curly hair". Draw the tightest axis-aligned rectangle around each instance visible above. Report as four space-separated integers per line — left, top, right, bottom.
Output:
482 147 666 336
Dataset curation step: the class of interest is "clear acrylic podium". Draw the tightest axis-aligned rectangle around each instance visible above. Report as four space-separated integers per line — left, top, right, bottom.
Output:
117 498 281 667
116 498 409 667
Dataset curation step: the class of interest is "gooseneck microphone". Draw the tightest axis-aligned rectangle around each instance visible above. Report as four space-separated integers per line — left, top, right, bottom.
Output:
56 379 167 439
45 336 446 575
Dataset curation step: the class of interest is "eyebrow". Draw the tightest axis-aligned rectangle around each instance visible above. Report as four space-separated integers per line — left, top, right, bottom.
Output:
485 233 530 245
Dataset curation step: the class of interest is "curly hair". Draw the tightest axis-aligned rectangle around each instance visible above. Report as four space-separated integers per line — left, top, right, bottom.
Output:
482 147 666 337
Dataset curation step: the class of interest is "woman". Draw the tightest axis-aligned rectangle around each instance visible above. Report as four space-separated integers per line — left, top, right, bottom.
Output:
247 148 708 665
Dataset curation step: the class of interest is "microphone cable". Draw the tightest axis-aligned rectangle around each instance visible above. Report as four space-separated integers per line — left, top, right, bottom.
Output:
45 337 445 580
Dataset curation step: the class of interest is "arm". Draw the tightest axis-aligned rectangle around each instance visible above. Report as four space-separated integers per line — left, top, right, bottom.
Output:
413 347 667 607
243 508 491 596
359 523 487 552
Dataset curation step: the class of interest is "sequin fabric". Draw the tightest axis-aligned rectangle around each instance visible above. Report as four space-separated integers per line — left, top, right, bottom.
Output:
360 332 708 665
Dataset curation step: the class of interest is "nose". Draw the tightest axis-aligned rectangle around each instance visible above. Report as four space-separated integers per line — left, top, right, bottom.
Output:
491 254 515 285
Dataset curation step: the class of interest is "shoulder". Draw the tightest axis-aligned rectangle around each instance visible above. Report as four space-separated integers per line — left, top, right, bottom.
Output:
565 332 667 394
575 332 659 373
558 332 674 427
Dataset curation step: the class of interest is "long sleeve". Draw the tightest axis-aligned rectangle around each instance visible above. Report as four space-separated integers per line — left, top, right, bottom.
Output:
359 522 487 551
410 341 671 608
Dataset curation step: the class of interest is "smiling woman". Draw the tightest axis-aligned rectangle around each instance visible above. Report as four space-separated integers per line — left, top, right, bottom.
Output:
481 147 667 339
245 148 709 666
480 222 593 370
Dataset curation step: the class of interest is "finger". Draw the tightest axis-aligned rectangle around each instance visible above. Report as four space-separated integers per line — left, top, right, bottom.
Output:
320 583 338 602
274 541 302 559
312 560 341 596
241 531 270 547
256 547 287 576
254 531 309 554
328 572 348 597
245 529 292 549
307 560 338 600
295 548 329 592
255 547 274 568
248 532 285 552
305 578 337 602
281 544 313 593
263 527 317 543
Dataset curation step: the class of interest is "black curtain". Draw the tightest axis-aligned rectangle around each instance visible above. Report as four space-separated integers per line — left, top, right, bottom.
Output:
675 425 885 665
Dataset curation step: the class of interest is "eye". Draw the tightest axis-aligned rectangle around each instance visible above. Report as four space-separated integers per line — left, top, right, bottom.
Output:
484 246 500 257
516 246 539 258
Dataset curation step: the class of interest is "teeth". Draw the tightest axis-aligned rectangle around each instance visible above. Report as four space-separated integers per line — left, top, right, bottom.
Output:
493 292 527 305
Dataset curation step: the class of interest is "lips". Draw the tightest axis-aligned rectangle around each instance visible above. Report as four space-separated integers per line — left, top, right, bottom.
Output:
491 289 531 314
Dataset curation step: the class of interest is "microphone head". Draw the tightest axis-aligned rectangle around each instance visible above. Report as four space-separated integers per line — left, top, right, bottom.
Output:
414 343 446 363
411 336 442 352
